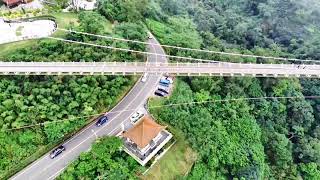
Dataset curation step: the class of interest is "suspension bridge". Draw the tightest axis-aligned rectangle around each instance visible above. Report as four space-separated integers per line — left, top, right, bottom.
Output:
0 61 319 78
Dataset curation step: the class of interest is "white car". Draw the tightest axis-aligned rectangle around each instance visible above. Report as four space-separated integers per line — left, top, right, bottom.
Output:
141 73 148 82
130 110 144 123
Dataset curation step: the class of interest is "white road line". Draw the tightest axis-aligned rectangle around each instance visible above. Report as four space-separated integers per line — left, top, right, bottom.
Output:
11 80 144 180
48 120 124 180
48 43 164 180
31 69 154 179
12 38 162 180
12 46 154 180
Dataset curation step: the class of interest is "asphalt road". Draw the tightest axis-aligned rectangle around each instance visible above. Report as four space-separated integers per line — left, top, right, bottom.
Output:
11 35 167 180
1 61 320 78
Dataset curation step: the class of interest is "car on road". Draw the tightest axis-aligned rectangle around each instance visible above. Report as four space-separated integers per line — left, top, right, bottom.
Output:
130 110 144 123
155 90 166 97
96 116 109 127
141 73 148 82
50 145 66 159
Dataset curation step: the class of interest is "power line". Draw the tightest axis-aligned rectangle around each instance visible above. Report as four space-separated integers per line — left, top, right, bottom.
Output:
58 28 320 64
48 37 320 68
47 37 221 63
4 95 320 131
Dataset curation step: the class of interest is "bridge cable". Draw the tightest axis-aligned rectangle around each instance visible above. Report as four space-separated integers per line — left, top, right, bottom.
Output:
58 28 320 64
48 37 320 68
4 95 320 131
48 37 222 63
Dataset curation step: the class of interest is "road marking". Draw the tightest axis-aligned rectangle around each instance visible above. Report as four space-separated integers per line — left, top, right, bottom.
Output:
29 79 149 179
47 123 122 180
45 43 163 180
11 78 144 180
12 38 165 180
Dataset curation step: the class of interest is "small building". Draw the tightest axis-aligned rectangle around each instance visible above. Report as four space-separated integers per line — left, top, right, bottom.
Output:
122 116 173 166
2 0 28 7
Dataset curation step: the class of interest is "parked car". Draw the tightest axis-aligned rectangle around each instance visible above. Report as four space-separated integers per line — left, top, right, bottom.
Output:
158 87 169 94
160 79 170 85
50 145 66 159
96 116 109 127
155 90 166 97
130 110 144 123
141 73 148 82
159 82 170 87
161 76 173 84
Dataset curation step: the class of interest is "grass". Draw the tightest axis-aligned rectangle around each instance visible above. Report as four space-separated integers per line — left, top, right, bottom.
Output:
141 98 197 180
0 12 79 58
51 12 79 37
16 26 24 36
0 40 38 58
2 76 139 180
141 129 197 180
0 11 113 58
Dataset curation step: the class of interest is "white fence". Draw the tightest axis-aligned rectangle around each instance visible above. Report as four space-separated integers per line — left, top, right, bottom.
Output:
0 62 319 78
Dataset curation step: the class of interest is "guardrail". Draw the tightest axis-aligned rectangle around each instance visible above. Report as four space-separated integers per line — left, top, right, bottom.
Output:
0 62 319 78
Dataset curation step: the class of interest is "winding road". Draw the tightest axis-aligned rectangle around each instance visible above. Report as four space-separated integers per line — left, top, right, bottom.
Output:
10 35 167 180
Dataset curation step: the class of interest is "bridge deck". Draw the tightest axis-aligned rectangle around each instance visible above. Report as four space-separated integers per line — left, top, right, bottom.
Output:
0 62 318 78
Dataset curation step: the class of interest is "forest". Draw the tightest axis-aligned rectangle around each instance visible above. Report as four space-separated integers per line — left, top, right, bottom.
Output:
146 0 320 179
0 9 147 179
58 137 142 179
1 0 320 179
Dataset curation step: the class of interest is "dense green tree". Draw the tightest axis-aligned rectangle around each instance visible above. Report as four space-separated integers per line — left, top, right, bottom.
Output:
58 137 140 179
97 0 148 22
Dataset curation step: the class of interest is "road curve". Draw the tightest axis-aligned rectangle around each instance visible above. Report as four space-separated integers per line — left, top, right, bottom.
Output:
10 35 166 180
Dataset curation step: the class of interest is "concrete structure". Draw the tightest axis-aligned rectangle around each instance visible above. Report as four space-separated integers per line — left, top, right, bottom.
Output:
122 116 173 166
0 61 320 78
0 20 56 44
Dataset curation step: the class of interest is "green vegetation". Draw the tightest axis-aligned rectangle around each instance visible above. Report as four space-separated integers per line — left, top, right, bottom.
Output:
0 40 38 58
145 0 320 179
58 137 142 179
0 12 79 58
15 26 24 36
0 10 148 178
97 0 147 22
2 0 320 179
51 12 79 37
142 125 197 180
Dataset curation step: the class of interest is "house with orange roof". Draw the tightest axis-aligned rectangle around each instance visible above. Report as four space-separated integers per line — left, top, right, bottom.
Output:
122 116 173 166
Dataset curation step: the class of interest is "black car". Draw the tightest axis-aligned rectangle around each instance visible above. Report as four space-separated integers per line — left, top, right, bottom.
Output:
155 90 166 97
96 116 108 127
158 87 169 94
50 145 66 159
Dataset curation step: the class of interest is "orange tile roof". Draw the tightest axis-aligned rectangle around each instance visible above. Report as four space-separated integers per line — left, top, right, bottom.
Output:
123 116 166 149
3 0 21 6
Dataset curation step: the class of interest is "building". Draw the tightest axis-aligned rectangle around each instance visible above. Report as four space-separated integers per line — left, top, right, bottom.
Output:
122 116 173 166
2 0 29 7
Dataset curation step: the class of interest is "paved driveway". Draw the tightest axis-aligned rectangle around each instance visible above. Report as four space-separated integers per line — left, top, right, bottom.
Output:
0 20 56 44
